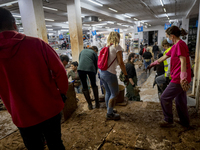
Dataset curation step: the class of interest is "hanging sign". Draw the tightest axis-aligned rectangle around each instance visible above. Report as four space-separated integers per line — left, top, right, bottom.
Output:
114 28 120 33
137 26 143 32
164 23 171 30
92 30 96 36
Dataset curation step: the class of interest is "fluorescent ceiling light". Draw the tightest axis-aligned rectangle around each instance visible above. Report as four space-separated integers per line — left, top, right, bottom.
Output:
145 23 148 25
88 0 103 7
123 14 131 18
92 23 107 26
46 25 52 27
99 18 102 21
43 6 58 11
45 19 54 21
47 29 53 30
149 24 151 26
107 21 114 24
48 33 54 35
165 14 169 18
122 25 129 27
0 0 18 7
160 0 164 6
117 23 122 25
108 8 118 12
83 24 90 26
13 15 21 18
81 16 85 18
134 18 138 21
141 21 144 23
163 8 166 12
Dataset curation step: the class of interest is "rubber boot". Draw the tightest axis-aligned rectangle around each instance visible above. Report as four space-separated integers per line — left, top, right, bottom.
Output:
92 86 100 108
82 89 93 110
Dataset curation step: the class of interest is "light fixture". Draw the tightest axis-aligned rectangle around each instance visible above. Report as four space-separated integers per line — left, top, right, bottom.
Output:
108 8 118 12
81 16 85 18
43 6 58 11
105 27 110 29
13 15 21 18
163 8 166 12
123 14 131 18
149 24 151 26
61 30 69 32
0 1 18 7
83 24 90 26
46 25 52 27
98 18 102 21
117 23 122 25
92 23 107 26
88 0 103 7
107 21 114 24
45 19 54 21
48 33 54 36
141 21 144 24
19 27 23 30
160 0 164 6
130 26 134 28
165 14 169 18
47 29 53 31
122 25 129 27
168 17 170 20
134 18 138 21
145 23 148 25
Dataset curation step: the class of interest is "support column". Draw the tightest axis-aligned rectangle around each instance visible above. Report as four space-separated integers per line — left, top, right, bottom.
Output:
182 18 189 44
67 0 83 61
192 1 200 111
18 0 48 42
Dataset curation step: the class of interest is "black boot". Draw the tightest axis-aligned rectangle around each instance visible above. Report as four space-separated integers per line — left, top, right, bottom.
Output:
82 89 93 110
92 86 100 108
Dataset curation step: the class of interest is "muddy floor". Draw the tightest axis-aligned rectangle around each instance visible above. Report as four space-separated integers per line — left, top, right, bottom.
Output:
0 94 200 150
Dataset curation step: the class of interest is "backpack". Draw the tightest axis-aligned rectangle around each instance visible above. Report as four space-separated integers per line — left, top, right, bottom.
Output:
98 46 116 70
119 71 126 82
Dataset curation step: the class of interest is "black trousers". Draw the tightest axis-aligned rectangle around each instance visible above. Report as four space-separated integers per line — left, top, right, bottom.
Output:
18 113 65 150
78 70 97 89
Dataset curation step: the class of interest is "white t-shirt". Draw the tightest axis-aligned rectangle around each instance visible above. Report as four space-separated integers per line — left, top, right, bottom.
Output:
107 45 122 74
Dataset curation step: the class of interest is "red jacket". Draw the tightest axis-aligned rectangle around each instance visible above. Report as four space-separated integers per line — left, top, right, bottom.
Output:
0 31 68 127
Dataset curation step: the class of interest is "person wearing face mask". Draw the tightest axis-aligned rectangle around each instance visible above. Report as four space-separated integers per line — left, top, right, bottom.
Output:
125 53 141 101
155 39 172 95
68 61 82 93
148 26 191 128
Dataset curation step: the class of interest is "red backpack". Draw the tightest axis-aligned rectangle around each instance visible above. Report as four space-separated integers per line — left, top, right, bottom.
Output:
98 46 117 70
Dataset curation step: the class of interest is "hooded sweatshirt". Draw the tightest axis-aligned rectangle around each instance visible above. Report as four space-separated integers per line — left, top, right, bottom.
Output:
0 31 68 128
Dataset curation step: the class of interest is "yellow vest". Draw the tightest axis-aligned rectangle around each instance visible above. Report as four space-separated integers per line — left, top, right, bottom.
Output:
163 47 172 79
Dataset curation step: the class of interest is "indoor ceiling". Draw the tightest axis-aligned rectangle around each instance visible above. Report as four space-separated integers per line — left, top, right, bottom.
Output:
0 0 199 33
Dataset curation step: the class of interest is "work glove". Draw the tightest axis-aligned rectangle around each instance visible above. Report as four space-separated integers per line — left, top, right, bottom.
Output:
147 60 160 70
180 72 190 91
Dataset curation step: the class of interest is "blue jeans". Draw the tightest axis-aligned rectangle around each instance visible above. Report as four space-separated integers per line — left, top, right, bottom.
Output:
144 59 151 69
75 85 82 93
100 70 119 114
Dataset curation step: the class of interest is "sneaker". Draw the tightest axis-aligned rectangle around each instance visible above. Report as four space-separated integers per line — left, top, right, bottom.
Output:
113 109 117 113
159 120 174 128
106 113 120 121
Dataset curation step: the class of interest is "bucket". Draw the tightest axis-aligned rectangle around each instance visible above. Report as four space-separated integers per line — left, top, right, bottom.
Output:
116 85 125 103
101 84 125 103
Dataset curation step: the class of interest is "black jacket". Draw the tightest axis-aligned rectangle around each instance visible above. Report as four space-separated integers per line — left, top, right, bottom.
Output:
126 62 136 78
143 52 152 59
153 45 159 52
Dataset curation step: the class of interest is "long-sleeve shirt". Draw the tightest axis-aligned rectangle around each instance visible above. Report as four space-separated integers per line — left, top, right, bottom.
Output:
67 70 81 87
0 31 68 128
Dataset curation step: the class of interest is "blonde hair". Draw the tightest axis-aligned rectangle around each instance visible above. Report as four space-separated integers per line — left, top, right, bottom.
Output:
107 32 120 47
